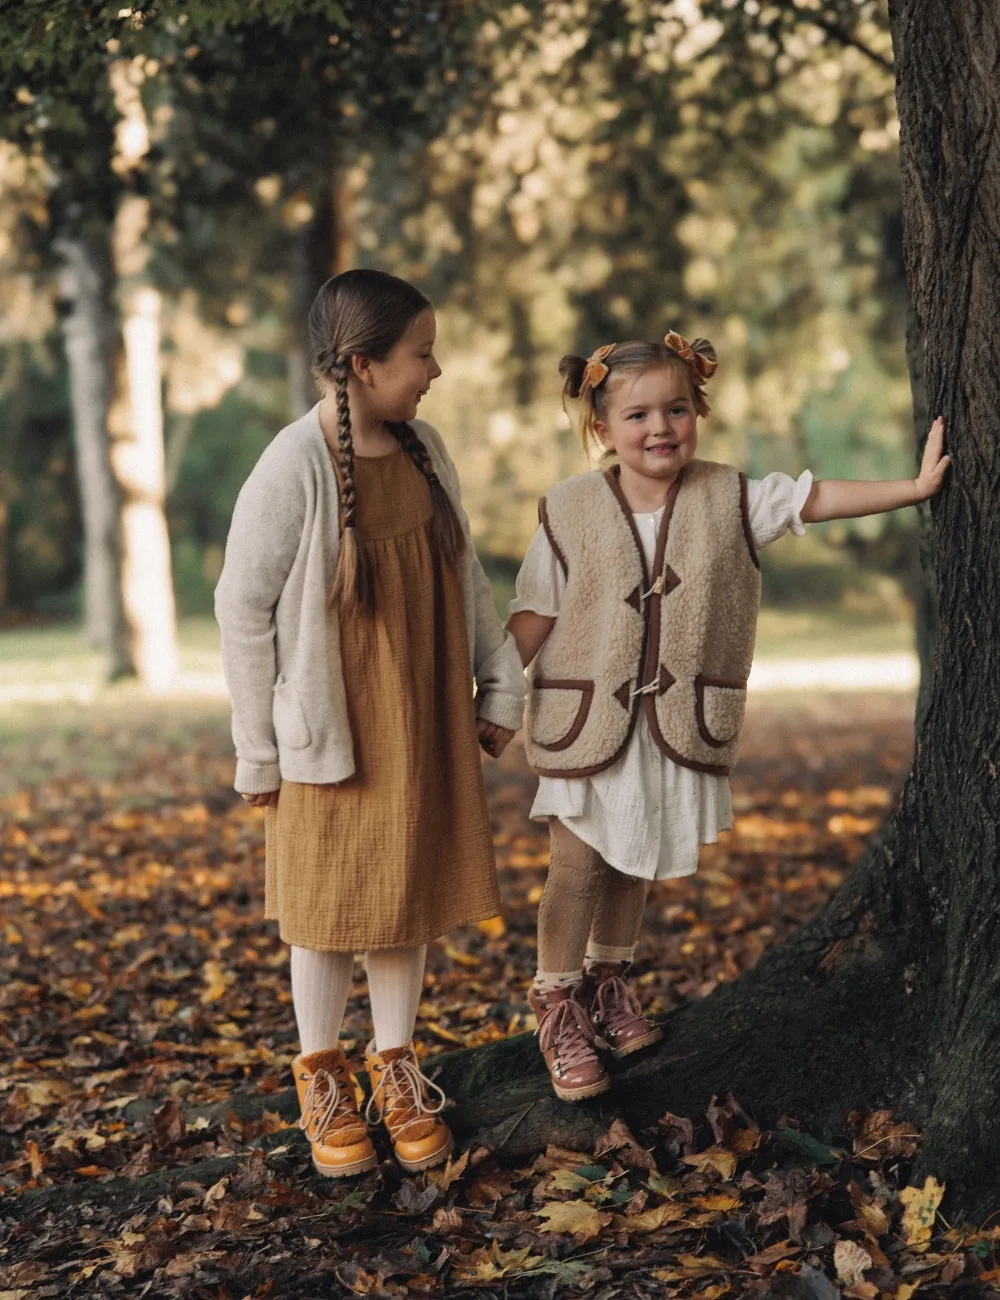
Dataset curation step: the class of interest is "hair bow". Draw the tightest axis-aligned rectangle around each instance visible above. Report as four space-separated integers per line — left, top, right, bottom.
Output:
663 330 718 382
580 343 617 396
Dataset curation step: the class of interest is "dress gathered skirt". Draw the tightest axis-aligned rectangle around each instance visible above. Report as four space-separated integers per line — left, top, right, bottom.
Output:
264 446 501 950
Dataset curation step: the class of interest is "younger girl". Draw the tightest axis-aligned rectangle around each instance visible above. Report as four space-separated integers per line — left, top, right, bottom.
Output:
215 269 525 1175
507 332 949 1101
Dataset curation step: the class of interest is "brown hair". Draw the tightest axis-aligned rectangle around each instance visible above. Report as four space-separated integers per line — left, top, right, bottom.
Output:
559 339 713 456
309 268 464 615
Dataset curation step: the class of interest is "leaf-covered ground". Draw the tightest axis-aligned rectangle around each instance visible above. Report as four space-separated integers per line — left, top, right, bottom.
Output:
3 692 999 1297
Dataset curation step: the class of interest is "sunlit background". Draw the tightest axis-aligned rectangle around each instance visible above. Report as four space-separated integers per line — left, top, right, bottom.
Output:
0 1 913 721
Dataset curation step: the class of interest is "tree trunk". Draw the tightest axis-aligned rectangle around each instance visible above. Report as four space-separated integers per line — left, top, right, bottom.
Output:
56 233 134 679
112 275 178 691
408 0 1000 1218
287 172 357 418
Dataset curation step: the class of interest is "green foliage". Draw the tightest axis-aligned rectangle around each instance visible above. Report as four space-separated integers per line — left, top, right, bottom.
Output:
0 1 922 614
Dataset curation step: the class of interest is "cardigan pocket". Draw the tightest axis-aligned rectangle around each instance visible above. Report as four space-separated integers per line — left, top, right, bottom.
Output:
694 674 747 748
273 675 312 750
530 678 594 752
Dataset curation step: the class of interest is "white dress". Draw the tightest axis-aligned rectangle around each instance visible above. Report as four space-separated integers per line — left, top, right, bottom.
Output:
511 470 814 881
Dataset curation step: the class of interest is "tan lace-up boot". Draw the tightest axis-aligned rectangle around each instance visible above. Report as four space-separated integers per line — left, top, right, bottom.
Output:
578 962 662 1059
527 984 610 1101
294 1048 378 1178
363 1042 454 1172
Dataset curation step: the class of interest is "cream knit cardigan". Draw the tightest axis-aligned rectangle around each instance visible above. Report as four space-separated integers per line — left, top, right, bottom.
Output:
214 405 525 794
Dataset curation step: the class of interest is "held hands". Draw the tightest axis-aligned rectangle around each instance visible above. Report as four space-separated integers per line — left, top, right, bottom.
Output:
477 719 515 759
242 790 279 807
915 417 951 501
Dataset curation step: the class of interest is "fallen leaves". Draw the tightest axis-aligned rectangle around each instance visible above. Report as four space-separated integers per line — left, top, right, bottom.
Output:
899 1174 945 1248
2 692 989 1298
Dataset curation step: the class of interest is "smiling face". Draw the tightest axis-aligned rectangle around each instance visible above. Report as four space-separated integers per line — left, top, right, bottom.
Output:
362 307 442 423
594 363 699 486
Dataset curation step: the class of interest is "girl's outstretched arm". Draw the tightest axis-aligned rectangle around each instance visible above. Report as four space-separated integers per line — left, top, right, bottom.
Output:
801 417 951 523
507 610 556 667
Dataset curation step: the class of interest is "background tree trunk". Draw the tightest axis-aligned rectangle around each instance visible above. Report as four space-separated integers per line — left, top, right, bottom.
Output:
56 233 133 679
424 0 1000 1219
287 172 357 418
112 276 178 692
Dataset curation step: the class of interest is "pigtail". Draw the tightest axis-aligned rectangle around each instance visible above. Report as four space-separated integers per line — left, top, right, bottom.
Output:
329 361 377 615
559 353 602 455
558 354 588 400
392 421 466 569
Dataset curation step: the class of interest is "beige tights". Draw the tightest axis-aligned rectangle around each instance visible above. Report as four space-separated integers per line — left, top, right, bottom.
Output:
534 818 649 991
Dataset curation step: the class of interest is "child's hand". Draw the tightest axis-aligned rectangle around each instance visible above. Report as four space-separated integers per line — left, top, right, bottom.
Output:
915 417 951 500
477 720 515 759
242 790 279 807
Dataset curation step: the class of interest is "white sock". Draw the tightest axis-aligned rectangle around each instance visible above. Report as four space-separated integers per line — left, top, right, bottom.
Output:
366 944 427 1053
532 969 583 994
584 943 635 970
290 946 355 1057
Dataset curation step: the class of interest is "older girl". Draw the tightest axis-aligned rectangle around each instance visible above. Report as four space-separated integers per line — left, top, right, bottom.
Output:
216 269 524 1175
508 332 949 1101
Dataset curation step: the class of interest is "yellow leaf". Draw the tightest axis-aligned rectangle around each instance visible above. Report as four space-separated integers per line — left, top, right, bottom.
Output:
200 960 231 1004
696 1192 742 1211
536 1199 608 1242
546 1169 591 1195
617 1201 688 1233
441 943 480 968
681 1146 737 1180
673 1252 731 1274
899 1176 944 1247
476 915 505 939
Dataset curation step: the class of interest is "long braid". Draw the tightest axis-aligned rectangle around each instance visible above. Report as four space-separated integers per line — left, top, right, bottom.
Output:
391 421 466 569
329 361 377 614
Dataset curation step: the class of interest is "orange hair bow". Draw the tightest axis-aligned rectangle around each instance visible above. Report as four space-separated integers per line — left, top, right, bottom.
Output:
663 330 718 382
580 343 616 396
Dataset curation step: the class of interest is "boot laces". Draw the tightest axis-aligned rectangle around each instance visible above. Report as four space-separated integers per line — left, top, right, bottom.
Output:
365 1055 447 1139
594 974 645 1034
299 1066 354 1142
538 996 599 1071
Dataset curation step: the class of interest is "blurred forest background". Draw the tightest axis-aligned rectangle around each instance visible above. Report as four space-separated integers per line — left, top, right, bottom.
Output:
0 0 914 690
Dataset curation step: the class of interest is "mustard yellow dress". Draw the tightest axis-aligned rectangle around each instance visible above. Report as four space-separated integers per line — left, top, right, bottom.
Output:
264 446 501 950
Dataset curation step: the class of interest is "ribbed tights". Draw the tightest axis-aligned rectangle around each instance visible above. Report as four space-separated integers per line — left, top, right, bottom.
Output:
534 819 649 991
290 943 427 1056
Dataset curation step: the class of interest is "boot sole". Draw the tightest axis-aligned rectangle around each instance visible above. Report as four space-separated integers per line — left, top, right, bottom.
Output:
396 1132 454 1173
552 1076 611 1102
611 1027 663 1060
312 1151 379 1178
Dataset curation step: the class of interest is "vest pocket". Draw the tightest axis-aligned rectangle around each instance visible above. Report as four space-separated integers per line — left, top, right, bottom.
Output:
530 678 594 751
273 675 312 750
694 675 747 748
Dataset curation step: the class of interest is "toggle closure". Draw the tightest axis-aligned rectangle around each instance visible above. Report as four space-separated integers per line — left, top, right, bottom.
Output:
629 678 660 699
641 574 666 601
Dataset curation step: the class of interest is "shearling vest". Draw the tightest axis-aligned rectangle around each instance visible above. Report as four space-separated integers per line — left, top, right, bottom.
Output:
524 460 762 777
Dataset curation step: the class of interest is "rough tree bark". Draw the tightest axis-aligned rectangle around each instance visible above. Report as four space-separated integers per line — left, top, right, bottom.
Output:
56 233 133 680
419 0 1000 1217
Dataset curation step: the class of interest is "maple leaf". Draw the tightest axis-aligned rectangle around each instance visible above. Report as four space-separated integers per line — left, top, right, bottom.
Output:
899 1176 944 1249
536 1199 611 1242
681 1145 738 1181
707 1092 760 1154
596 1116 657 1171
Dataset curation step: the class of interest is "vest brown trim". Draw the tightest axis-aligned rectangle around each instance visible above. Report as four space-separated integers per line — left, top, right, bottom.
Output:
694 673 748 748
637 469 733 776
526 462 759 780
531 677 595 751
738 472 760 571
539 496 568 578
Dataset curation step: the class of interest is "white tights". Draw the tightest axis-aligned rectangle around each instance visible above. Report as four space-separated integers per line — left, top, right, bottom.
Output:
290 943 427 1057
